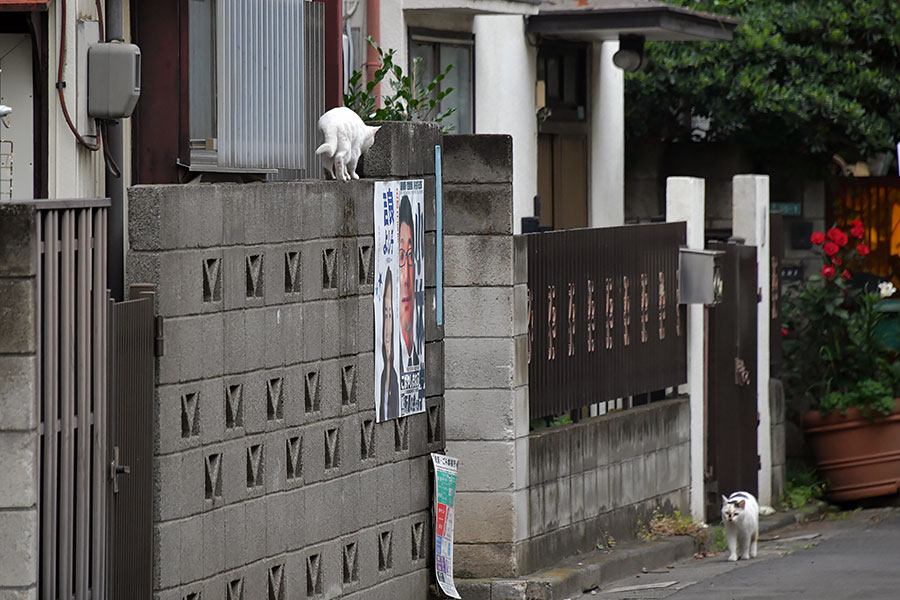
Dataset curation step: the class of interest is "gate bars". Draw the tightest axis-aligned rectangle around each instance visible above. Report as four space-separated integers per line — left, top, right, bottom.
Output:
35 199 110 600
526 223 687 420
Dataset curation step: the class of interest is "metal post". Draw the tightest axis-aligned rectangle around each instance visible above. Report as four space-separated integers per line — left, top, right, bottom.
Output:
106 0 125 300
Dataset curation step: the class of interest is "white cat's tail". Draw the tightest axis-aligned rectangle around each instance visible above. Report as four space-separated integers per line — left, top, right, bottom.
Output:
315 129 337 158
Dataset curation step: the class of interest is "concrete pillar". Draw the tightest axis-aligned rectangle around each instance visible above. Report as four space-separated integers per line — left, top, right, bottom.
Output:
0 205 39 594
474 15 537 234
732 175 772 506
441 135 529 578
665 177 706 521
589 41 624 227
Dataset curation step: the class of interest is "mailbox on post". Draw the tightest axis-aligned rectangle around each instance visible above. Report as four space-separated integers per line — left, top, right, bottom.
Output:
679 247 725 305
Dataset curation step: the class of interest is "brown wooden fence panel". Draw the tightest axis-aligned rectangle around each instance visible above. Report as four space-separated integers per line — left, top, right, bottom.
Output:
526 223 687 420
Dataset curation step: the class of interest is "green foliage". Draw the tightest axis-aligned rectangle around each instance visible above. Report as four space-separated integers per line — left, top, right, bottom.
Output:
626 0 900 161
343 37 457 133
779 224 899 417
782 464 826 509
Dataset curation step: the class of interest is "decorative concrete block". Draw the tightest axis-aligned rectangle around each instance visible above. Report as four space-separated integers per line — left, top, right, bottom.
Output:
0 355 36 431
244 496 269 564
223 503 247 570
444 235 514 287
179 514 204 584
152 519 181 589
424 288 444 344
0 204 36 276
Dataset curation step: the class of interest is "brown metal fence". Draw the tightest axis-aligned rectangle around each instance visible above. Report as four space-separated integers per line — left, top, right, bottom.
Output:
34 199 110 600
526 222 687 420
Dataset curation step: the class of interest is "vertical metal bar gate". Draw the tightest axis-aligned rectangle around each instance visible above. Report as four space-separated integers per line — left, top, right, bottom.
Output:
34 199 155 599
35 200 109 600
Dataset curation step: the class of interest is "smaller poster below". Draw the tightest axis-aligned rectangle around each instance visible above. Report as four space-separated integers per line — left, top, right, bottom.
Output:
431 453 461 599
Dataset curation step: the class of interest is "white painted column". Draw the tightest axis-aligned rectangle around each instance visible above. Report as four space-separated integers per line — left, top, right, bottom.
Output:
474 15 537 234
589 41 624 227
666 177 706 521
732 175 772 507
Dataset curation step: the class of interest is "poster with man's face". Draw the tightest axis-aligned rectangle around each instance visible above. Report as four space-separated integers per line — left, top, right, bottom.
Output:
374 180 426 422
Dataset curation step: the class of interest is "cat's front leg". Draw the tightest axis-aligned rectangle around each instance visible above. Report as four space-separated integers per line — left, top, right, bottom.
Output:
739 532 752 560
750 530 758 558
726 530 738 561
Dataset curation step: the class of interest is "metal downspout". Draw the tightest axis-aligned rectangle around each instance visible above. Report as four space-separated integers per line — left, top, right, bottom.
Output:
105 0 124 300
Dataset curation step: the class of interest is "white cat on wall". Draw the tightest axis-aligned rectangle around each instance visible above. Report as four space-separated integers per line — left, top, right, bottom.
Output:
316 107 380 181
721 491 760 562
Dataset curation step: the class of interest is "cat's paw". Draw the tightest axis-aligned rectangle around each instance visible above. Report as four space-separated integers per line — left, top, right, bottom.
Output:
351 171 359 180
727 554 738 562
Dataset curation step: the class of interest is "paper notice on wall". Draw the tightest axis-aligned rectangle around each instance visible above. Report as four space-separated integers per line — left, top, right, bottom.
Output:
431 453 461 599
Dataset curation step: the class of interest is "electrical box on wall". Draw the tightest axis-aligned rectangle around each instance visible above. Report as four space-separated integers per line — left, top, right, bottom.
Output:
87 42 141 119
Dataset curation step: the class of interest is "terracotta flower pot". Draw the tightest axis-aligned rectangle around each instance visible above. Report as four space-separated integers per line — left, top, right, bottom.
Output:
802 399 900 502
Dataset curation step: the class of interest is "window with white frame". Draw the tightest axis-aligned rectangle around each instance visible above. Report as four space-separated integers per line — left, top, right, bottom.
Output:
408 29 473 134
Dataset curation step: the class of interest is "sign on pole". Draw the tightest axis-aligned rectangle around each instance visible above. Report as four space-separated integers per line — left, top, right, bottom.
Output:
431 453 460 599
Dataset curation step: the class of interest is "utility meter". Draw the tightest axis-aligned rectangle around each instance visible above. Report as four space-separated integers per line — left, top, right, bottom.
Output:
88 41 141 119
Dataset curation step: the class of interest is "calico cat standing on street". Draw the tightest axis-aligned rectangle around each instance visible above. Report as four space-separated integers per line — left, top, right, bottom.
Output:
721 491 760 561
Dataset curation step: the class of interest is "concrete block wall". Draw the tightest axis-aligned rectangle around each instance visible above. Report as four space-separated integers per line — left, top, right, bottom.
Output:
0 204 40 596
523 399 691 575
127 122 444 600
441 135 531 579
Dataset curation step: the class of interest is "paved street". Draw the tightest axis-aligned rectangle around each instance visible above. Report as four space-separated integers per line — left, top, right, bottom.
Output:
582 508 900 600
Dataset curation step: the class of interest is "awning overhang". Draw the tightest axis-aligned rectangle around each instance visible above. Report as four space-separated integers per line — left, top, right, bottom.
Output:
527 1 738 43
0 0 51 10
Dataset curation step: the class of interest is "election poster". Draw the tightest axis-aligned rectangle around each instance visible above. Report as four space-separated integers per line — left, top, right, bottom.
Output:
374 180 426 422
431 453 460 599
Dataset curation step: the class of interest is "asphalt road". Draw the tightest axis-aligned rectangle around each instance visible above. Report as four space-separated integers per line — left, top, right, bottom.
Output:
584 508 900 600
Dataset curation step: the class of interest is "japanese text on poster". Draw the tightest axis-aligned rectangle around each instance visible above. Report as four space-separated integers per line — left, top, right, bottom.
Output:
431 453 460 599
374 180 426 421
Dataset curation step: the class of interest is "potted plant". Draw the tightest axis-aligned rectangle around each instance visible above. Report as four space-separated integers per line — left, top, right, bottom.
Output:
780 220 900 502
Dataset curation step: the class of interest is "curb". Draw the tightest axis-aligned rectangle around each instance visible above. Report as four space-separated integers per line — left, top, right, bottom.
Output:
453 510 806 600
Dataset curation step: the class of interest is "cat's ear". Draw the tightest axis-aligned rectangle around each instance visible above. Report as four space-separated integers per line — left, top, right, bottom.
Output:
369 125 381 137
737 500 745 509
722 495 729 505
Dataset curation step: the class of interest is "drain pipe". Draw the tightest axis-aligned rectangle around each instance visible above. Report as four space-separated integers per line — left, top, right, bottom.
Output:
105 0 125 300
365 0 380 105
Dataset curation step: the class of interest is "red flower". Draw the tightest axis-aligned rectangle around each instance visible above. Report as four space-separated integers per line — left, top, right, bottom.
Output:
857 243 870 255
831 255 842 266
823 265 835 279
851 225 865 239
850 219 862 228
823 241 839 256
841 269 851 280
810 232 826 245
781 327 788 338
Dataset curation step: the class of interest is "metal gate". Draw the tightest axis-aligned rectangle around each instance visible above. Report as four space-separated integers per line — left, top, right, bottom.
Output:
108 287 156 599
34 199 155 599
705 240 758 521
